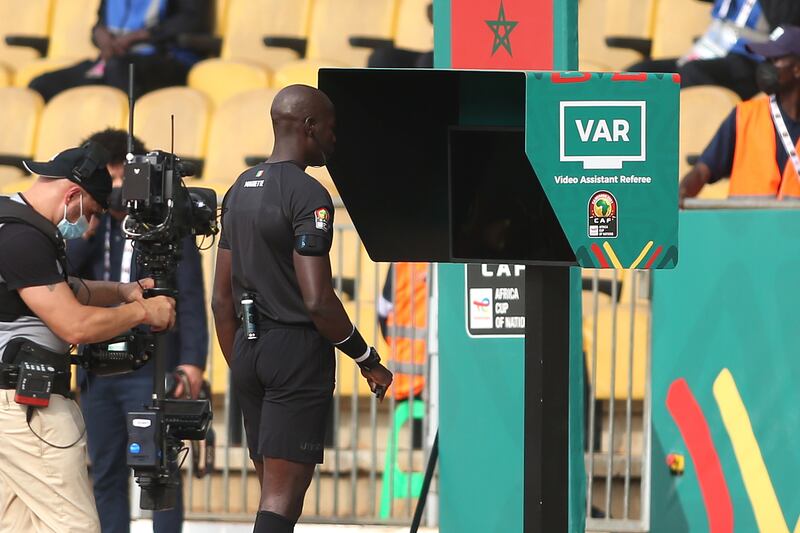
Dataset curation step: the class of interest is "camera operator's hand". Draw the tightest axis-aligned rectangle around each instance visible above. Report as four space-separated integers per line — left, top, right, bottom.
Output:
138 296 176 332
118 278 155 303
360 363 393 402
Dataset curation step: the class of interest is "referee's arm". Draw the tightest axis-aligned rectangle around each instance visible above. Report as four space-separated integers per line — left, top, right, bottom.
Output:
212 248 238 367
293 252 353 341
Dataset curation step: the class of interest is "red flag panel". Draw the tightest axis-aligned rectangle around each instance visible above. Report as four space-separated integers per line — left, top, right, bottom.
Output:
451 0 553 70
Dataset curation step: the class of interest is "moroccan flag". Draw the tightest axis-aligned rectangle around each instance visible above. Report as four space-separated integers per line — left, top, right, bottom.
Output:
450 0 553 70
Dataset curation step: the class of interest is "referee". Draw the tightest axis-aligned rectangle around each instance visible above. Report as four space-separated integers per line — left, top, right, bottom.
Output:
213 85 393 533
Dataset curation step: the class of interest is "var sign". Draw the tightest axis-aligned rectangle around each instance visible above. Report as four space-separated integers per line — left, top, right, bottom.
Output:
559 101 646 170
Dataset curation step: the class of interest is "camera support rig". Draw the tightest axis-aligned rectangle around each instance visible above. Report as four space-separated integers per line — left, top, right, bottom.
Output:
120 64 218 510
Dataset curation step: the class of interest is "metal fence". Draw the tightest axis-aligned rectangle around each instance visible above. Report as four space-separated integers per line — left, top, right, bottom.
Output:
171 223 662 529
584 268 653 533
177 224 438 526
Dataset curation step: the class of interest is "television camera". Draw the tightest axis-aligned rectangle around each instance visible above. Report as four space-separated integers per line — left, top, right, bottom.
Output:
78 65 219 511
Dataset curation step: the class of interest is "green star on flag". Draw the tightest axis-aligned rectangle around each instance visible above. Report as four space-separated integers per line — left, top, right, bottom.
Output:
486 0 518 56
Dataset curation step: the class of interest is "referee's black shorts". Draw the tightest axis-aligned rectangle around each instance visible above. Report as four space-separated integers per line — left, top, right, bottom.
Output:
230 323 335 464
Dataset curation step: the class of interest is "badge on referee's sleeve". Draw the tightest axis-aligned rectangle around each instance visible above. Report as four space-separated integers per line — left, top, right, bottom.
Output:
314 208 330 231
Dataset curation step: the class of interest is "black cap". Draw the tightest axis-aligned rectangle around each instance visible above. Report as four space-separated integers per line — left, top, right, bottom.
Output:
747 26 800 59
24 142 113 208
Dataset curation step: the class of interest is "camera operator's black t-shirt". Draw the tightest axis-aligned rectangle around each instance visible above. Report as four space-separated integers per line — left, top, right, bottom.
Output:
0 194 70 354
219 161 334 325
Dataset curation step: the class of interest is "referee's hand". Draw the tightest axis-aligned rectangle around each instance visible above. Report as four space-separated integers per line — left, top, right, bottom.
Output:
360 363 393 402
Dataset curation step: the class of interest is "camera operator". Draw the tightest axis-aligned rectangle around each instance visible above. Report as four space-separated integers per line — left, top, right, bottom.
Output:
67 129 208 533
212 84 393 533
0 144 175 533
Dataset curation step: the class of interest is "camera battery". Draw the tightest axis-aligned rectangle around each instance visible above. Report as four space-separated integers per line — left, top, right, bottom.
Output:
15 361 54 407
127 411 161 469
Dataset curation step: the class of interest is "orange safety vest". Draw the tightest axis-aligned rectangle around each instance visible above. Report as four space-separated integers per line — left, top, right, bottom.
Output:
385 263 428 401
729 95 800 199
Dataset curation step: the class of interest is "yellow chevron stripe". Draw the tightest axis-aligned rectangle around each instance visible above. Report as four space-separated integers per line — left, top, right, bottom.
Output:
713 369 791 533
628 241 654 269
602 241 623 269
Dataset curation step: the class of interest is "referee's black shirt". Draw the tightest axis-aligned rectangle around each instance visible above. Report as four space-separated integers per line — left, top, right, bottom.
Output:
219 161 334 326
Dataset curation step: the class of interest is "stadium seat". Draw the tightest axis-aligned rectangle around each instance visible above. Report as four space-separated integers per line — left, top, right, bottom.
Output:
134 87 211 168
188 59 270 107
583 301 649 400
0 87 44 184
579 0 654 71
269 0 397 87
579 58 612 72
349 0 433 61
202 88 279 188
271 61 332 89
34 86 128 161
650 0 713 59
220 0 313 71
11 0 100 87
0 0 51 74
0 65 10 87
0 177 35 195
604 0 657 55
679 86 740 179
13 58 76 88
582 269 648 400
214 0 230 37
394 0 434 52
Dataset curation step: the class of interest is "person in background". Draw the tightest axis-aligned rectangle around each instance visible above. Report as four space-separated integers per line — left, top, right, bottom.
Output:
679 26 800 200
628 0 800 99
29 0 213 102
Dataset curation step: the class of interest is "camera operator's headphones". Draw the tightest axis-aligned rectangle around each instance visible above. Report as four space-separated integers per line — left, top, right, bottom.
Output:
71 142 110 184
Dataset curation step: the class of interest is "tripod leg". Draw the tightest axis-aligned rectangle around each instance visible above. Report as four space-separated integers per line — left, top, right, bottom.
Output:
410 429 439 533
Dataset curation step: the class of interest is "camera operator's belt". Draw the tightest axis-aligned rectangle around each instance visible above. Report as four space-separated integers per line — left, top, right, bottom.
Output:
0 339 71 396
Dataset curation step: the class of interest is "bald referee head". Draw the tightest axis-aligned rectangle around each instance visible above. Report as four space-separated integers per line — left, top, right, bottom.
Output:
270 84 336 168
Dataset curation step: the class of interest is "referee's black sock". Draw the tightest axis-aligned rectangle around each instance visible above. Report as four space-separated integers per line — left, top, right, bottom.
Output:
253 510 295 533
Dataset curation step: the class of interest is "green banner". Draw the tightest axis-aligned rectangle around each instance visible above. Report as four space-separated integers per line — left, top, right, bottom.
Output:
525 72 680 269
651 210 800 532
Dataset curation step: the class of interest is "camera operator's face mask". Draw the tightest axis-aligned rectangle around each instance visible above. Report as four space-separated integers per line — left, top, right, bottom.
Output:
58 193 90 240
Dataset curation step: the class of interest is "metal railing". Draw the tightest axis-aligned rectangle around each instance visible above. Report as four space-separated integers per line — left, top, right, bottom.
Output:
182 224 437 526
584 268 652 533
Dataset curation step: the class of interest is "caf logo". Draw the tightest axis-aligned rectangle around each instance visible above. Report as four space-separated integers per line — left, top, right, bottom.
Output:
588 191 618 238
314 207 330 231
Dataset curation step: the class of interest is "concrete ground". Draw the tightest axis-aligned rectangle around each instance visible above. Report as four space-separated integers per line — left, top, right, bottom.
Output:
131 520 437 532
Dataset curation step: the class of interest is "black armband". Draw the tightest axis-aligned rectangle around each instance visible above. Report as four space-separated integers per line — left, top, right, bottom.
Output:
294 234 331 256
333 325 370 361
356 347 381 371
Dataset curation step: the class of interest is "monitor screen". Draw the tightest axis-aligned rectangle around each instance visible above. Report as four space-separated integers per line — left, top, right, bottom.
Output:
449 127 575 264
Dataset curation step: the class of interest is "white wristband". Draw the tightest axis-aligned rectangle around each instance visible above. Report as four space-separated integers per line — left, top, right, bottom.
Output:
354 346 372 363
